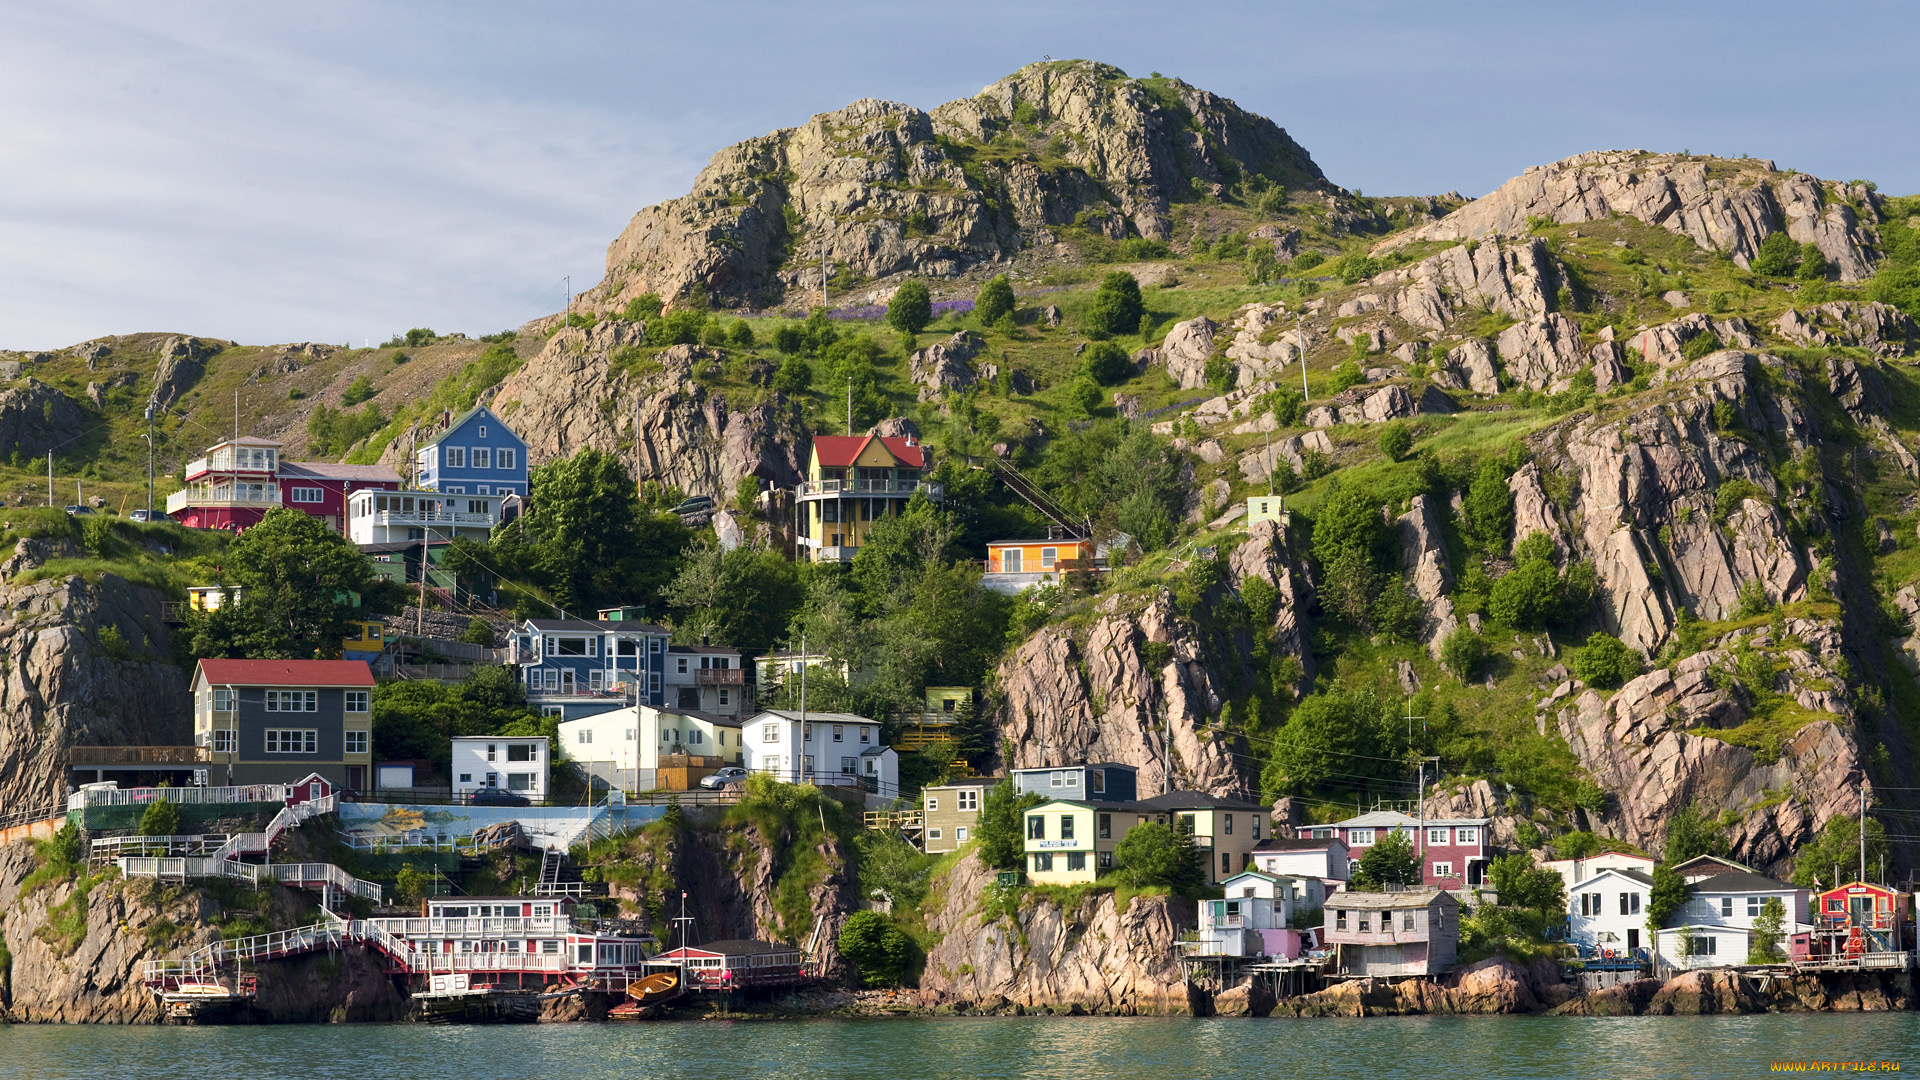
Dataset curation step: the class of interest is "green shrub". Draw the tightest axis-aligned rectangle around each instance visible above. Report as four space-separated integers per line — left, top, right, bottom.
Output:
772 324 806 355
1570 632 1641 688
461 618 494 646
701 319 730 347
1734 580 1773 618
1750 232 1799 277
975 275 1015 326
1488 558 1560 629
1440 628 1490 682
654 309 707 346
1377 423 1413 462
838 910 914 986
1350 829 1419 890
1332 254 1382 285
1246 246 1280 286
1464 458 1515 551
1714 478 1766 523
1327 361 1364 394
727 320 756 348
1113 821 1203 892
1082 341 1133 386
138 799 180 837
975 781 1042 870
342 376 376 406
1203 354 1235 392
770 357 812 395
1066 376 1103 417
1292 251 1325 273
623 293 664 322
1084 272 1144 338
886 280 932 335
1796 244 1829 281
1681 330 1721 361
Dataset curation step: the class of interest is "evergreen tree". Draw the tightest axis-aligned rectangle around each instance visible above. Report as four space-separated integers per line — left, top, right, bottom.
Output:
886 280 932 335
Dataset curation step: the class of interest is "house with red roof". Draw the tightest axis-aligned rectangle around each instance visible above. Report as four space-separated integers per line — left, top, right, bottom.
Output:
794 433 941 562
165 435 402 533
190 659 376 790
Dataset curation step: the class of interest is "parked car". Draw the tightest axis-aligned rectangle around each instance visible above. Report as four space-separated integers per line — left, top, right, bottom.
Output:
128 509 159 523
468 788 531 807
63 505 94 516
699 767 748 790
671 495 714 516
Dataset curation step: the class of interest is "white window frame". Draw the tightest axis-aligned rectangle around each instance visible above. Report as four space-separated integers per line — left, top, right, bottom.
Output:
471 447 491 469
926 796 940 812
956 826 969 842
289 486 325 504
211 688 235 712
345 730 368 755
957 789 978 812
497 448 516 470
265 728 318 753
1427 827 1450 845
210 729 237 753
445 446 466 469
928 827 943 840
578 730 593 745
345 690 369 713
1455 827 1479 844
265 689 319 712
1432 861 1453 878
762 723 780 743
1349 828 1376 846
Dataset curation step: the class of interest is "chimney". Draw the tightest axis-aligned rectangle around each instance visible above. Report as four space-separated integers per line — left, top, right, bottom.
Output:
700 634 711 647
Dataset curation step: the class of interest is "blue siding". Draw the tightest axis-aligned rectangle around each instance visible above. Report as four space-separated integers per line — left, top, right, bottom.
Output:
417 407 529 496
514 621 669 716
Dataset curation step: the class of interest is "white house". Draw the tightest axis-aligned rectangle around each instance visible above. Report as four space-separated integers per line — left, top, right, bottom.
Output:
451 735 549 800
1654 870 1809 971
662 643 747 717
1543 850 1656 893
348 488 502 544
1567 868 1654 959
1190 870 1327 960
741 710 899 797
558 705 742 791
1252 837 1352 887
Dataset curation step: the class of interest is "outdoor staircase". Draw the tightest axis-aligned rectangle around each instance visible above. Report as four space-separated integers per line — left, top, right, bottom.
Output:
532 847 588 897
117 792 383 908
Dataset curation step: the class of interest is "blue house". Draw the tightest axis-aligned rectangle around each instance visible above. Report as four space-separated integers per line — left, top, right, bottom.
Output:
415 406 528 496
509 614 672 721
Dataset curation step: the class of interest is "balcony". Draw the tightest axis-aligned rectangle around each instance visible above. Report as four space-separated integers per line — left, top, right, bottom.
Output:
166 487 281 514
362 509 496 528
696 668 744 686
69 745 210 767
797 479 943 498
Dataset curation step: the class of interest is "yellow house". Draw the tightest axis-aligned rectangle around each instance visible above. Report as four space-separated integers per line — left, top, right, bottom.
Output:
342 619 386 661
1138 791 1271 884
1246 496 1288 527
982 537 1100 594
794 434 938 562
1022 799 1169 885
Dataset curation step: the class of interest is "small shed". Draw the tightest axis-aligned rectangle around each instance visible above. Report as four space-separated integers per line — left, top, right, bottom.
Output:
657 939 805 990
286 772 334 805
1322 889 1460 977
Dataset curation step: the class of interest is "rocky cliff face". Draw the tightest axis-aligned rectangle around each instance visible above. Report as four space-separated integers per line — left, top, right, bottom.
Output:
995 588 1257 798
581 61 1327 311
915 850 1198 1015
0 538 191 812
1380 151 1882 280
468 322 809 500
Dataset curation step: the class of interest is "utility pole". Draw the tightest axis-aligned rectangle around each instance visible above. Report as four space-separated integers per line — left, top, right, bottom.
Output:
418 525 429 636
846 377 853 435
565 275 571 328
1416 754 1439 883
799 634 808 786
46 450 52 506
1859 786 1867 884
144 396 156 520
1298 312 1310 402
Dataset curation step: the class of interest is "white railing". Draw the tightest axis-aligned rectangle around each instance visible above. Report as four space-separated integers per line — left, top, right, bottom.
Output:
90 834 230 862
119 855 383 902
165 488 280 513
68 784 288 810
366 916 570 938
798 479 942 497
364 509 496 527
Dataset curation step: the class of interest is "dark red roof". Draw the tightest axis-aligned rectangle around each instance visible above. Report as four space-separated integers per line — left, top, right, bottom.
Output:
195 659 375 687
812 435 925 469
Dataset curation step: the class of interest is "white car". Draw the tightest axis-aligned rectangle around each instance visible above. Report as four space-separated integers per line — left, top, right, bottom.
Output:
699 767 748 790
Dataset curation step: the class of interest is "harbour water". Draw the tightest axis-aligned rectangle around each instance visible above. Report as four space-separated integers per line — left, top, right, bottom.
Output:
6 1013 1919 1080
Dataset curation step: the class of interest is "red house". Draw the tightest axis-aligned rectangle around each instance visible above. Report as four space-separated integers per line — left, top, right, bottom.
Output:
166 436 400 534
1307 810 1490 888
654 940 805 990
1795 881 1911 967
279 461 404 533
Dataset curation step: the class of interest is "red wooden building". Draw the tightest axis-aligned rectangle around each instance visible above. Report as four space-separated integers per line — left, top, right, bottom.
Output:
278 461 404 533
166 436 401 534
655 939 806 990
1792 881 1912 970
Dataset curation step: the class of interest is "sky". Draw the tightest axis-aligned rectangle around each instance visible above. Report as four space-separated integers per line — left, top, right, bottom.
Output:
2 0 1915 349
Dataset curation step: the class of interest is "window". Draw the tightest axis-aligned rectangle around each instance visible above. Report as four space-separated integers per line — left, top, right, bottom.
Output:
211 729 236 753
1090 771 1105 794
1350 828 1375 846
1223 813 1233 835
1581 893 1601 917
497 448 516 471
459 773 472 783
860 727 871 744
487 744 497 761
957 790 979 812
1028 815 1046 840
265 690 318 712
589 671 604 692
1428 827 1450 845
677 657 689 674
1059 814 1075 840
578 730 593 745
1253 817 1262 839
472 447 491 469
211 688 235 712
541 706 563 718
926 797 939 812
1688 936 1718 956
506 773 534 792
477 485 490 496
1748 896 1762 917
1032 853 1053 872
265 729 318 753
345 690 369 713
1335 910 1348 930
1455 827 1479 845
1041 547 1057 568
1067 852 1085 872
446 447 466 469
1098 813 1112 839
1050 771 1063 788
508 744 535 762
1721 896 1734 918
763 724 781 743
289 486 324 503
1098 850 1113 868
833 725 843 742
345 730 368 755
1432 861 1453 878
1623 892 1642 916
467 500 488 515
1221 852 1230 875
1358 914 1371 933
1403 910 1415 931
928 828 943 840
477 425 487 438
956 826 968 842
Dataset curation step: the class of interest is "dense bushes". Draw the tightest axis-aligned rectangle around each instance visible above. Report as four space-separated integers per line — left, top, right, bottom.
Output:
975 275 1015 326
1084 272 1144 338
1082 341 1133 385
886 280 932 335
1113 821 1203 891
839 910 915 986
1570 632 1641 688
1264 686 1402 794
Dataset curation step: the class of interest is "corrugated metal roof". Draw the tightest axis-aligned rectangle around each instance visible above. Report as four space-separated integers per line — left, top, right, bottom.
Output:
1326 889 1455 909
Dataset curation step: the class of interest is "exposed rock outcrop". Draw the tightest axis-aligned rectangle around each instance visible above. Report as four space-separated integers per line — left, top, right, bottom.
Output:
1306 384 1455 427
909 331 982 400
996 590 1253 796
1341 237 1562 333
1381 151 1880 280
1776 301 1916 356
1496 313 1587 392
1230 518 1314 696
1434 339 1500 395
916 851 1198 1015
0 379 91 461
1159 316 1220 390
582 62 1327 310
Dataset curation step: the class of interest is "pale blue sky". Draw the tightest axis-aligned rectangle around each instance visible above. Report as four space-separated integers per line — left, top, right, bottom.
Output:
2 0 1913 348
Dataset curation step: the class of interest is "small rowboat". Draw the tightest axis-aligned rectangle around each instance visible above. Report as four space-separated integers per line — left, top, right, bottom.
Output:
627 970 679 1004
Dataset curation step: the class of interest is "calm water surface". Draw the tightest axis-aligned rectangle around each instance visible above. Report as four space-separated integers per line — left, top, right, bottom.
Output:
5 1014 1919 1079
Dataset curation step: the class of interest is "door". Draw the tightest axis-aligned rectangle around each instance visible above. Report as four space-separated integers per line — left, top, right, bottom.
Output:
1003 548 1022 573
560 669 575 694
1627 928 1639 954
